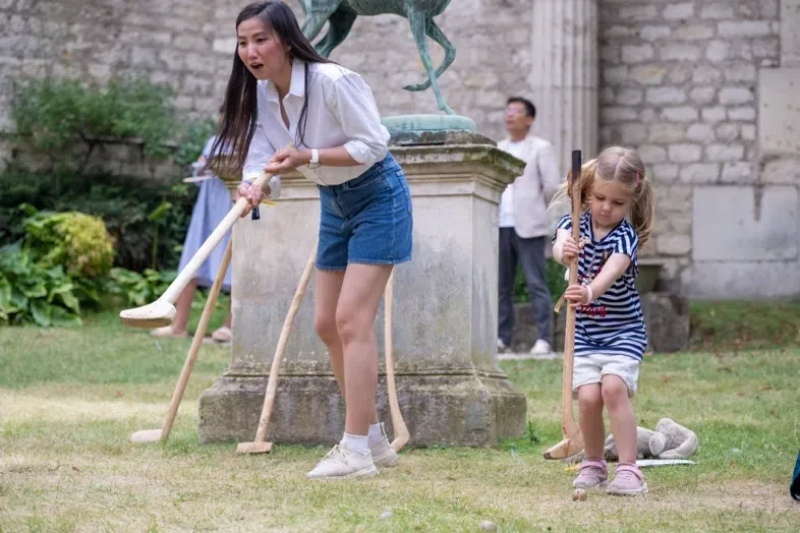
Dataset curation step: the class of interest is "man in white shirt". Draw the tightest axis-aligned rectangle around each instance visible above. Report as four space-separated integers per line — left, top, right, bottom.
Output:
497 97 561 356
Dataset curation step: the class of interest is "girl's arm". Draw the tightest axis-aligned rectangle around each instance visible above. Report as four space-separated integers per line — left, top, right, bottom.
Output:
553 229 580 266
587 253 630 300
563 253 631 306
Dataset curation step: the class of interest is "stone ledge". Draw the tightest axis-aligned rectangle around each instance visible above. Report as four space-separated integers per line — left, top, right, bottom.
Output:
0 134 180 183
198 372 527 448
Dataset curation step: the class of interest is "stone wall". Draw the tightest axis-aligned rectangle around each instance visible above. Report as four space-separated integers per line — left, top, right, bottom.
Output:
0 0 226 130
0 0 531 139
0 0 239 173
598 0 799 299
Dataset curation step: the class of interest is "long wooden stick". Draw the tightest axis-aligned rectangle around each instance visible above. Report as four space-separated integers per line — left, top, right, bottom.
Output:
131 238 233 444
384 270 410 451
543 150 585 460
163 238 233 439
237 243 318 454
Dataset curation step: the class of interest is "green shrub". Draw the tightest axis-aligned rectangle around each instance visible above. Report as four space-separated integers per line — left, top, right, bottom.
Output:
0 247 82 327
0 171 197 272
173 117 218 169
102 267 177 308
22 209 114 278
10 76 177 166
4 74 221 273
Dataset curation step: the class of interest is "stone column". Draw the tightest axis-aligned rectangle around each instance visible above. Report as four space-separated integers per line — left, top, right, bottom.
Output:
529 0 599 174
198 131 528 447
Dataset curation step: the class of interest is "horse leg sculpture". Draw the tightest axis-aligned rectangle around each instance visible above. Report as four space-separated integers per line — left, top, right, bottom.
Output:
300 0 340 42
315 4 358 58
406 8 454 115
403 19 455 93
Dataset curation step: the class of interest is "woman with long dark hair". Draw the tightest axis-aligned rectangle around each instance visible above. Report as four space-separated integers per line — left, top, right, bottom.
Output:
211 1 413 480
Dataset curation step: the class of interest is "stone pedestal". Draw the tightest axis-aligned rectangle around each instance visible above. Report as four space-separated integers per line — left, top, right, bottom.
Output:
198 131 528 447
529 0 599 174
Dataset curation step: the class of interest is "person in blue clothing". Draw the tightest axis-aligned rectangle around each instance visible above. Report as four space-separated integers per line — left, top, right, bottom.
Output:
151 133 234 342
550 146 655 496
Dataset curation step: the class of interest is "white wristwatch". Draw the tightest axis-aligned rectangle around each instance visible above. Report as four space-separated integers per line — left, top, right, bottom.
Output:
308 148 321 169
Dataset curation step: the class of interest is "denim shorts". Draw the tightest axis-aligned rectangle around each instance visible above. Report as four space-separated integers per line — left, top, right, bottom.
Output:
316 153 413 271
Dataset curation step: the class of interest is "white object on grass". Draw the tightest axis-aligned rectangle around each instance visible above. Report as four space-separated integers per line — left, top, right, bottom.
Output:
636 459 696 467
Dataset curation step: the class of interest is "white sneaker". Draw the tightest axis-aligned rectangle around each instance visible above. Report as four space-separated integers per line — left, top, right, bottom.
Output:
497 339 512 352
306 442 378 480
530 339 553 356
370 423 399 467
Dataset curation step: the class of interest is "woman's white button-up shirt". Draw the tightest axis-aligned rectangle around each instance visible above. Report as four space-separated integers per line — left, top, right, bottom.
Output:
243 59 391 196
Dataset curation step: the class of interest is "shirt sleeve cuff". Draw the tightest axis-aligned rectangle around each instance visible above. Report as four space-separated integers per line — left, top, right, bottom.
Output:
344 139 386 166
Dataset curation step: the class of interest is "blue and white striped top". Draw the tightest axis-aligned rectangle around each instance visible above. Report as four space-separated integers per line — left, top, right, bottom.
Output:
555 212 648 361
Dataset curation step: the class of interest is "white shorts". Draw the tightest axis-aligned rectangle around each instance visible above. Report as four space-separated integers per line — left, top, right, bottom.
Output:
572 353 640 398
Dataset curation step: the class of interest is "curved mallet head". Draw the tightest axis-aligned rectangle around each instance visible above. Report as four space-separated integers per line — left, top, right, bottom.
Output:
119 299 176 329
130 429 163 444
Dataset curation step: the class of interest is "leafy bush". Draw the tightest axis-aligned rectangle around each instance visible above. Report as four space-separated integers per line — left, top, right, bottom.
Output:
103 267 177 308
22 209 114 278
3 74 221 273
0 247 82 327
173 117 218 169
10 76 177 166
0 209 179 327
0 171 197 272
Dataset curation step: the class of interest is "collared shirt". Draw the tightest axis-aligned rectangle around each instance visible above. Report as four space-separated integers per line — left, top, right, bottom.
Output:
496 135 561 239
498 139 527 228
243 59 391 194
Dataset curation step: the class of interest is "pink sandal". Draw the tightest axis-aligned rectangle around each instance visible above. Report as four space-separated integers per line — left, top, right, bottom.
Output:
607 462 648 495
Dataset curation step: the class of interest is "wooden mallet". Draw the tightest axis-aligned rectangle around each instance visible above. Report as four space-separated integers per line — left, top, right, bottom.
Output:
131 238 233 444
236 242 318 454
119 171 273 329
543 149 586 460
384 269 410 451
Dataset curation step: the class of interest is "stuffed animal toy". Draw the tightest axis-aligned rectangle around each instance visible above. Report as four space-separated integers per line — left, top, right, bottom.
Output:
564 418 698 463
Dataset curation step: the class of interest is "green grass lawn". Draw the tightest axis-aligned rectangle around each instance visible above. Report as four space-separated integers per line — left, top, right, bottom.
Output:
1 309 799 532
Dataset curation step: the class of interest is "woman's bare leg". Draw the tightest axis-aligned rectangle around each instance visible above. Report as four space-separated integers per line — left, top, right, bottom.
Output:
314 268 380 426
335 263 393 435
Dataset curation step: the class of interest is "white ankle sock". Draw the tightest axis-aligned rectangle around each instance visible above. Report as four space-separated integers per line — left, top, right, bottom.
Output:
368 423 383 446
343 433 370 455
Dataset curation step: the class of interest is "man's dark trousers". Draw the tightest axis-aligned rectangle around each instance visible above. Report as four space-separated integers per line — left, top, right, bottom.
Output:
498 227 552 347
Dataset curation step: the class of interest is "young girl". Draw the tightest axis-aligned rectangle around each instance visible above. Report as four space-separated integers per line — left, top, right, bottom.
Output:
551 146 654 496
210 1 412 480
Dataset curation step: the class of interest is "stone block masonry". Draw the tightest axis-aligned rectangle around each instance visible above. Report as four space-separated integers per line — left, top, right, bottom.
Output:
0 0 245 133
0 0 533 143
599 0 784 297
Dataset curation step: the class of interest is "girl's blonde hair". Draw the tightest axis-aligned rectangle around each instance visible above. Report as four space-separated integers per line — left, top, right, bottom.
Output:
548 146 655 246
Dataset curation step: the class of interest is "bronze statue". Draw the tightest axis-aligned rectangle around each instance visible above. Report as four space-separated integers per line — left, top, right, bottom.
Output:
299 0 456 115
